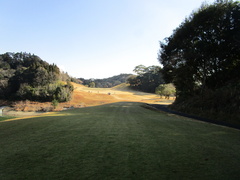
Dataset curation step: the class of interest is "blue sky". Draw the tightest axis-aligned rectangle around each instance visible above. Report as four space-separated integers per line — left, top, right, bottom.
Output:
1 0 215 79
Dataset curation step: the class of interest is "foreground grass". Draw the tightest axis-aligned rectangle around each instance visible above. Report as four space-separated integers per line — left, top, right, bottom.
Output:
0 102 240 180
0 116 16 122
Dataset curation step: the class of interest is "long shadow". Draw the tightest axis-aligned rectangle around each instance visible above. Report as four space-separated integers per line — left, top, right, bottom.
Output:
147 103 240 130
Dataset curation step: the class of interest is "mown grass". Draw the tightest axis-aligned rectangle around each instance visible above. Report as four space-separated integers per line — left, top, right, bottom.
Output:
0 102 240 180
0 116 16 122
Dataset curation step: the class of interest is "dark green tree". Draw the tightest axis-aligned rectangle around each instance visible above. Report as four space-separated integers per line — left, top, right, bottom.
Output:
54 82 74 102
158 0 240 98
128 65 164 93
89 81 96 88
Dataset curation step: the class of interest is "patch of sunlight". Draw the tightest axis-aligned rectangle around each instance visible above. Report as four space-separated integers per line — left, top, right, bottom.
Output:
0 112 91 122
43 112 90 117
43 113 70 117
0 112 57 122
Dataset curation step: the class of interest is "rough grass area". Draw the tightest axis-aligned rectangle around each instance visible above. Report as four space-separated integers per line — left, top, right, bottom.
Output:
171 81 240 126
0 102 240 180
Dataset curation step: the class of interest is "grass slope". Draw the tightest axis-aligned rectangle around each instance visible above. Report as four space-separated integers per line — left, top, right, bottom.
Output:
4 83 173 117
0 102 240 179
70 82 174 106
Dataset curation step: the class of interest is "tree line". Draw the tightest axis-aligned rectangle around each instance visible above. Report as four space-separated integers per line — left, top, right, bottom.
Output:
127 65 176 98
79 74 133 88
0 52 74 102
158 0 240 122
127 65 163 93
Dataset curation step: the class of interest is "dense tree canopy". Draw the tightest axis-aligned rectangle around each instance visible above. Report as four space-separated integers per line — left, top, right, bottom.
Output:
158 0 240 122
128 65 164 93
158 0 240 98
0 52 73 102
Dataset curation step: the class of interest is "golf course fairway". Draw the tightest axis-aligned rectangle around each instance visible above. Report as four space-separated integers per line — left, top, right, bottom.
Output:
0 102 240 179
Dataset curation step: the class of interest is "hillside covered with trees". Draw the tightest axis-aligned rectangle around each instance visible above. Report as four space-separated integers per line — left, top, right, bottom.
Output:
158 0 240 122
0 52 74 102
79 74 132 88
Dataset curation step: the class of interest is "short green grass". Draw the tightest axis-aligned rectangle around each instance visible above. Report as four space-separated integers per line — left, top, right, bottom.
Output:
0 102 240 180
0 116 16 122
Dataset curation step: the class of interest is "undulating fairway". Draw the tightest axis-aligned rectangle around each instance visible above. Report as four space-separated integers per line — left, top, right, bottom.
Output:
0 102 240 179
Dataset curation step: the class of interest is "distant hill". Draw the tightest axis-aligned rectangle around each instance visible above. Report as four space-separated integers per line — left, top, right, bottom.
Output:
79 74 133 88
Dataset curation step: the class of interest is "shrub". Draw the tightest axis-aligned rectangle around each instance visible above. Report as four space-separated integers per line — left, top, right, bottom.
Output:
52 99 59 109
155 83 176 99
